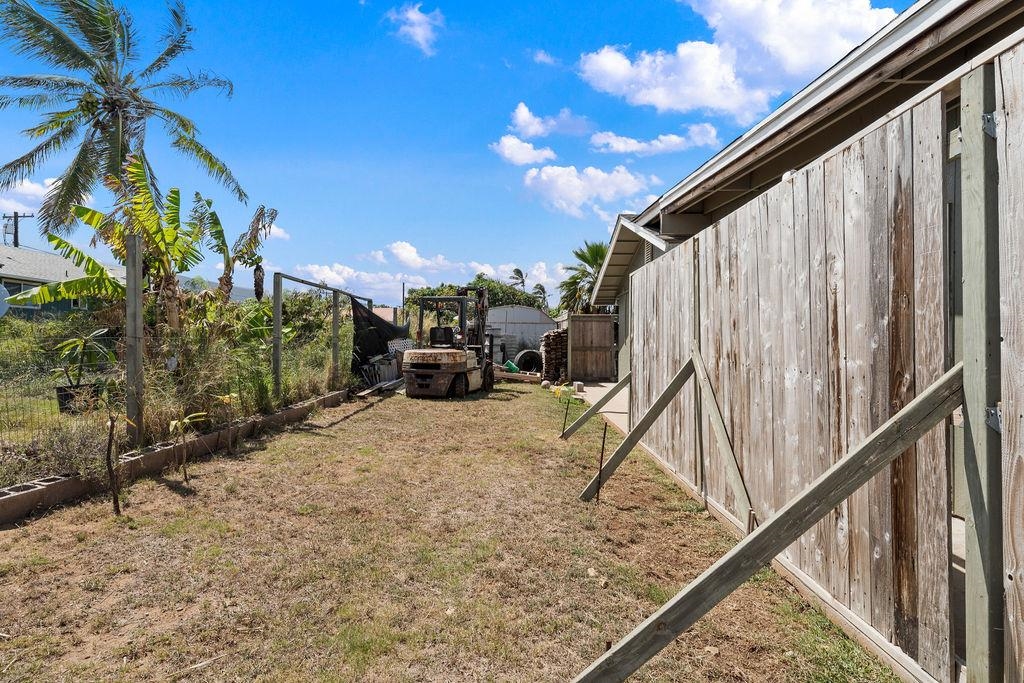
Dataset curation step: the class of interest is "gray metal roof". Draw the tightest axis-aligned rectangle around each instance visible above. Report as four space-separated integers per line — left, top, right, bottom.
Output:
0 244 126 285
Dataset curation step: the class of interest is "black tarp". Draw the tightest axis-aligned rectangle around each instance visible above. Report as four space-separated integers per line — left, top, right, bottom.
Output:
350 297 409 375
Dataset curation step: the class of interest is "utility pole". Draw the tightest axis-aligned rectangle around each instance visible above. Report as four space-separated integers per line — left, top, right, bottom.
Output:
2 212 34 248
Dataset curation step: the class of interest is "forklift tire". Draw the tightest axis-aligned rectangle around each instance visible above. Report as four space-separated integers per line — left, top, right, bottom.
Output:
452 373 468 399
483 364 495 392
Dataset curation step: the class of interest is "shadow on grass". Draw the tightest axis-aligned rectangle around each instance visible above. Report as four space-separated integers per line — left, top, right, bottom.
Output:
152 475 198 498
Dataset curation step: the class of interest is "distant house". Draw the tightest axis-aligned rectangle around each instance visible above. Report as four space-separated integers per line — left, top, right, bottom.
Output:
0 243 126 317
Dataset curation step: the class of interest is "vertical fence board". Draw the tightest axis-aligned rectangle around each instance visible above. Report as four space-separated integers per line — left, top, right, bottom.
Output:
791 170 815 572
888 109 920 658
824 151 852 607
998 43 1024 682
806 162 832 589
844 137 873 623
913 92 954 681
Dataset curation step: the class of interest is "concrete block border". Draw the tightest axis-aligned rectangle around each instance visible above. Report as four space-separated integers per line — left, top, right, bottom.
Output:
0 389 349 526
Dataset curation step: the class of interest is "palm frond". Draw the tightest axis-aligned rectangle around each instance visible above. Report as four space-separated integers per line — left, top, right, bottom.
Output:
0 0 97 71
143 70 233 99
0 92 67 110
42 0 119 63
38 128 100 235
112 5 135 66
23 106 82 138
0 74 88 91
171 133 248 203
139 0 192 79
0 118 80 189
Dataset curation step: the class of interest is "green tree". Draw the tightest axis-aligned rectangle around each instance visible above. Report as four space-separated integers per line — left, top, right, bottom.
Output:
531 282 547 306
558 240 608 313
508 267 526 290
0 0 246 234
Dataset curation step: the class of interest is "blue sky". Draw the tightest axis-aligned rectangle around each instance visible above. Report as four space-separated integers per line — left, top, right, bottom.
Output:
0 0 914 304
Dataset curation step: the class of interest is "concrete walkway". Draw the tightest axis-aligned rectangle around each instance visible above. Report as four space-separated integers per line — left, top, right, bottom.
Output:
576 381 630 435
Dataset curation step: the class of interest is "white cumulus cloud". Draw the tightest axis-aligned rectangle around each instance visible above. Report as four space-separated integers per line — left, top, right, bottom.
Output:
296 263 428 303
386 3 444 56
489 134 557 165
0 178 57 214
532 49 557 65
510 102 589 139
688 0 895 85
523 164 655 218
591 122 719 156
579 0 896 124
387 240 455 270
268 224 290 240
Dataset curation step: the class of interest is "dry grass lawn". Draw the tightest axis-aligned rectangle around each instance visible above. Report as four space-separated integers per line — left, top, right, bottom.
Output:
0 384 898 681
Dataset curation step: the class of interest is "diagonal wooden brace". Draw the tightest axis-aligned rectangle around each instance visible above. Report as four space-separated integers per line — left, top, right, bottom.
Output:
579 360 695 502
691 344 756 531
573 361 964 682
561 372 632 440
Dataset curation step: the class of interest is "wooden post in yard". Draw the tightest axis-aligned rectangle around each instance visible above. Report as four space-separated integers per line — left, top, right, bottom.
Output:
332 291 341 391
272 272 283 401
125 234 144 447
960 63 1004 682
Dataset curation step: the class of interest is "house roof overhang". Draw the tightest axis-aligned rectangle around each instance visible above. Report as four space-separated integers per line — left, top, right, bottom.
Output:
633 0 1024 226
591 0 1024 306
593 215 671 306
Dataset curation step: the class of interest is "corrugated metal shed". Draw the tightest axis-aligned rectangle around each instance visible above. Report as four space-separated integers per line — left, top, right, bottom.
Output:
486 305 555 358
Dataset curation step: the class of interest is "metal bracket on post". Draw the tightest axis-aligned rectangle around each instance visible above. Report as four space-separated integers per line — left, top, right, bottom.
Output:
982 112 998 139
985 404 1002 434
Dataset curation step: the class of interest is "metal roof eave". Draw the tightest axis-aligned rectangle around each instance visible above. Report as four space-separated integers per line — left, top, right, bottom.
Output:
592 215 664 306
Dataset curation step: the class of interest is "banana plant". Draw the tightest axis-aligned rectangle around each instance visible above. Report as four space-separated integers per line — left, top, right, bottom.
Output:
197 198 277 303
5 234 125 306
76 157 205 330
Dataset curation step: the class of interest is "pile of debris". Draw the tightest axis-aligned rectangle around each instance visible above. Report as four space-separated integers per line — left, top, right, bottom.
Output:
540 328 568 383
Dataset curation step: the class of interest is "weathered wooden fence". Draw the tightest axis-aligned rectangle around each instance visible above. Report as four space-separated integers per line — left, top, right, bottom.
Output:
626 33 1024 680
630 91 955 677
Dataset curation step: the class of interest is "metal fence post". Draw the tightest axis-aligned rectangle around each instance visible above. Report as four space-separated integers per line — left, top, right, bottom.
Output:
332 290 341 390
125 234 144 446
272 272 283 401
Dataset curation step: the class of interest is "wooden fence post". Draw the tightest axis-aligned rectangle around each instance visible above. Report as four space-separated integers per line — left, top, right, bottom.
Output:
332 291 341 391
961 63 1004 682
272 272 283 401
125 234 144 447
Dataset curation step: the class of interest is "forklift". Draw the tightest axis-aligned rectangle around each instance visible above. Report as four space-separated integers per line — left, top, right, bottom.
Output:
402 287 495 398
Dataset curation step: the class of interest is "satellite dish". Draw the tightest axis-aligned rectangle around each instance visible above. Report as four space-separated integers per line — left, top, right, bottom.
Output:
0 284 9 319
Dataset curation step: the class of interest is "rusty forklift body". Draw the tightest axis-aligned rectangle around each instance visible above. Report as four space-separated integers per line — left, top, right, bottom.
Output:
403 288 495 398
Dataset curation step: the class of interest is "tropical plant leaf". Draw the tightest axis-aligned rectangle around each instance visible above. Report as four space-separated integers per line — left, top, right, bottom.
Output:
0 0 97 71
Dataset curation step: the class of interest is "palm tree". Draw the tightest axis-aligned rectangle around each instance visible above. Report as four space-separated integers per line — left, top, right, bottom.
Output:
508 267 526 290
0 0 246 234
558 240 608 313
531 282 547 307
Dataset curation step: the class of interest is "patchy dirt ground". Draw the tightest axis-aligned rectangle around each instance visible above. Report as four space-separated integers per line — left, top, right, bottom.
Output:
0 384 897 682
